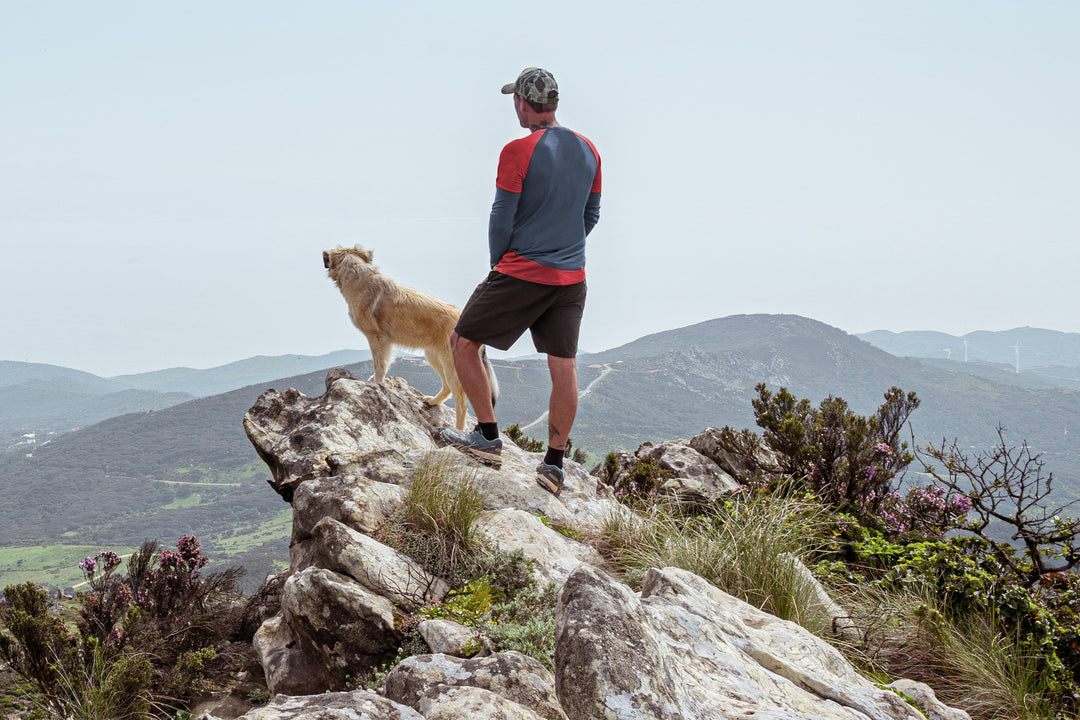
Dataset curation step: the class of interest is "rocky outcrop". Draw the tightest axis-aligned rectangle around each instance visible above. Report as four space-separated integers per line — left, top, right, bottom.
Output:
238 369 966 720
242 370 625 696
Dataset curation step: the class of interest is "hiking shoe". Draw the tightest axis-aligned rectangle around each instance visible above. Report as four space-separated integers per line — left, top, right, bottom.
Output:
535 463 565 496
439 425 503 465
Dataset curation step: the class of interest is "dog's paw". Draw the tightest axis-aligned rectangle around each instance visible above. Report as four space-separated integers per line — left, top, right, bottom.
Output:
421 395 444 406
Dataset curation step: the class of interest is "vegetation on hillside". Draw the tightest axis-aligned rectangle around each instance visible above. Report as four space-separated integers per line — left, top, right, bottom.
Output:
1 536 246 719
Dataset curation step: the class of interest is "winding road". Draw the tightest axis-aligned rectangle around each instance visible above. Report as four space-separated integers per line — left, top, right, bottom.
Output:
520 362 615 433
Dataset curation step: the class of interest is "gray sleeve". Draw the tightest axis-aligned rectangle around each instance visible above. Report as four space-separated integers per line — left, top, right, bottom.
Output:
488 188 518 267
584 192 601 236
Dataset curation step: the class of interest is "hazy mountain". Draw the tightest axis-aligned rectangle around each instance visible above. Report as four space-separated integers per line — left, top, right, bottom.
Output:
0 351 371 453
2 315 1077 592
110 349 372 397
0 361 129 393
578 316 1078 477
858 327 1080 371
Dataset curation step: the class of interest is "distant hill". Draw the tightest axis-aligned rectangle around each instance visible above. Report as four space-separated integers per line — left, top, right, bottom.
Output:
0 351 371 453
2 315 1077 592
110 349 372 397
858 327 1080 373
579 316 1078 479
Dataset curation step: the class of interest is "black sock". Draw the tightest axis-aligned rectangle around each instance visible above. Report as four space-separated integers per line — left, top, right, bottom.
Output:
478 422 499 441
544 447 565 469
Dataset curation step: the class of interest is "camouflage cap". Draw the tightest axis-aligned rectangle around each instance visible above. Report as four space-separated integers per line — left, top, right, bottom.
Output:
501 67 559 105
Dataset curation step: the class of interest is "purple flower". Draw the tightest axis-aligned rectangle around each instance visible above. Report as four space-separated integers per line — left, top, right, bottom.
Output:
78 557 97 576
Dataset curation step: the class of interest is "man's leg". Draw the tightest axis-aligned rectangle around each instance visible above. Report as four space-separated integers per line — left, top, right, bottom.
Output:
534 354 577 495
451 331 496 424
546 355 578 451
439 331 502 464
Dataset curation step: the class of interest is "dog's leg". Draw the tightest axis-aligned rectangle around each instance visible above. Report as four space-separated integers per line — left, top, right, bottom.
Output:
445 354 469 431
369 338 392 383
422 349 453 406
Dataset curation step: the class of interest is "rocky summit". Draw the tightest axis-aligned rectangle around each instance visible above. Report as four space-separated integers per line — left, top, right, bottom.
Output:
224 368 968 720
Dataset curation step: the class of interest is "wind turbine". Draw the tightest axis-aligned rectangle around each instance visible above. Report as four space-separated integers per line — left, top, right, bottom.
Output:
1012 340 1021 374
962 337 969 363
943 348 953 360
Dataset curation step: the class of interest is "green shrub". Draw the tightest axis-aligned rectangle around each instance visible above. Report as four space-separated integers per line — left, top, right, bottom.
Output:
611 456 671 507
506 424 545 452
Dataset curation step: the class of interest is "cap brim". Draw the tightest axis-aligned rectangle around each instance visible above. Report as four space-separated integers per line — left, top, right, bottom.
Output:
500 82 516 95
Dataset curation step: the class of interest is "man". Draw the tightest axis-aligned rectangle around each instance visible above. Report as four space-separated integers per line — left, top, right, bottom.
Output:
440 67 601 496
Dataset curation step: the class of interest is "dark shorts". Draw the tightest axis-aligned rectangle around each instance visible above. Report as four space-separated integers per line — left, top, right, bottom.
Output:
455 272 587 358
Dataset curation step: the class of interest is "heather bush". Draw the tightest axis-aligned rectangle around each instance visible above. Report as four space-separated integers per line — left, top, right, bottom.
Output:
0 535 243 718
752 384 969 537
610 455 670 507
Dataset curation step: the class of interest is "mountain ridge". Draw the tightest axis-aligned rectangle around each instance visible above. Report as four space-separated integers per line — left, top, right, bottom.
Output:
2 314 1077 592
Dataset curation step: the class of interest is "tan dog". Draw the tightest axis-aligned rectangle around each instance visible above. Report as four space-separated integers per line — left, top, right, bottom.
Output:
323 245 497 430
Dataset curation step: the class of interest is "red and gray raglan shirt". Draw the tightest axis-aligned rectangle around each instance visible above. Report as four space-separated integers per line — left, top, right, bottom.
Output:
488 126 601 285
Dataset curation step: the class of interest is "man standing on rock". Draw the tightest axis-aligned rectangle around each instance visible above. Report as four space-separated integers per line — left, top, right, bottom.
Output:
440 67 602 496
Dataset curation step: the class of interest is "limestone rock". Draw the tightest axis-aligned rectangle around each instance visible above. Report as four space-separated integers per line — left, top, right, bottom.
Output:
243 370 453 502
313 516 449 609
380 652 567 720
243 370 628 534
238 572 285 642
241 369 965 719
644 440 740 504
596 439 740 507
281 567 400 687
475 508 608 587
252 614 332 697
233 690 422 719
418 619 477 656
292 472 404 540
690 425 784 479
555 564 925 720
888 679 973 720
418 686 549 720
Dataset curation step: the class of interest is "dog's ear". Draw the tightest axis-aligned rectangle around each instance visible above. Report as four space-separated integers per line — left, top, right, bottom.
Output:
322 250 331 270
356 246 373 264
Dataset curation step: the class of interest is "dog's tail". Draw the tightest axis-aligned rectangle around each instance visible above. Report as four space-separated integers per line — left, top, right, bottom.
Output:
480 346 500 408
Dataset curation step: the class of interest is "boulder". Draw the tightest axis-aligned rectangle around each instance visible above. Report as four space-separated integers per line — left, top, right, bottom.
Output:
233 690 422 719
418 686 549 720
644 440 740 504
252 614 332 696
475 508 608 587
555 564 925 720
418 619 477 656
281 567 400 687
690 425 784 479
380 652 567 720
292 472 404 540
313 517 449 609
888 679 973 720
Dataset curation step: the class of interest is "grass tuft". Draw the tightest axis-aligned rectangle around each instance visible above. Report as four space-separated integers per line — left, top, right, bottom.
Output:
599 485 833 631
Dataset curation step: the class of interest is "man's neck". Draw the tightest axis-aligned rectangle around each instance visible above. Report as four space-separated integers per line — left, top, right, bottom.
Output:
525 114 560 132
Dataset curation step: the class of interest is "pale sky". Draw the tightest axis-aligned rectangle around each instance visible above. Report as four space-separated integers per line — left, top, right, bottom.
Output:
2 1 1077 377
